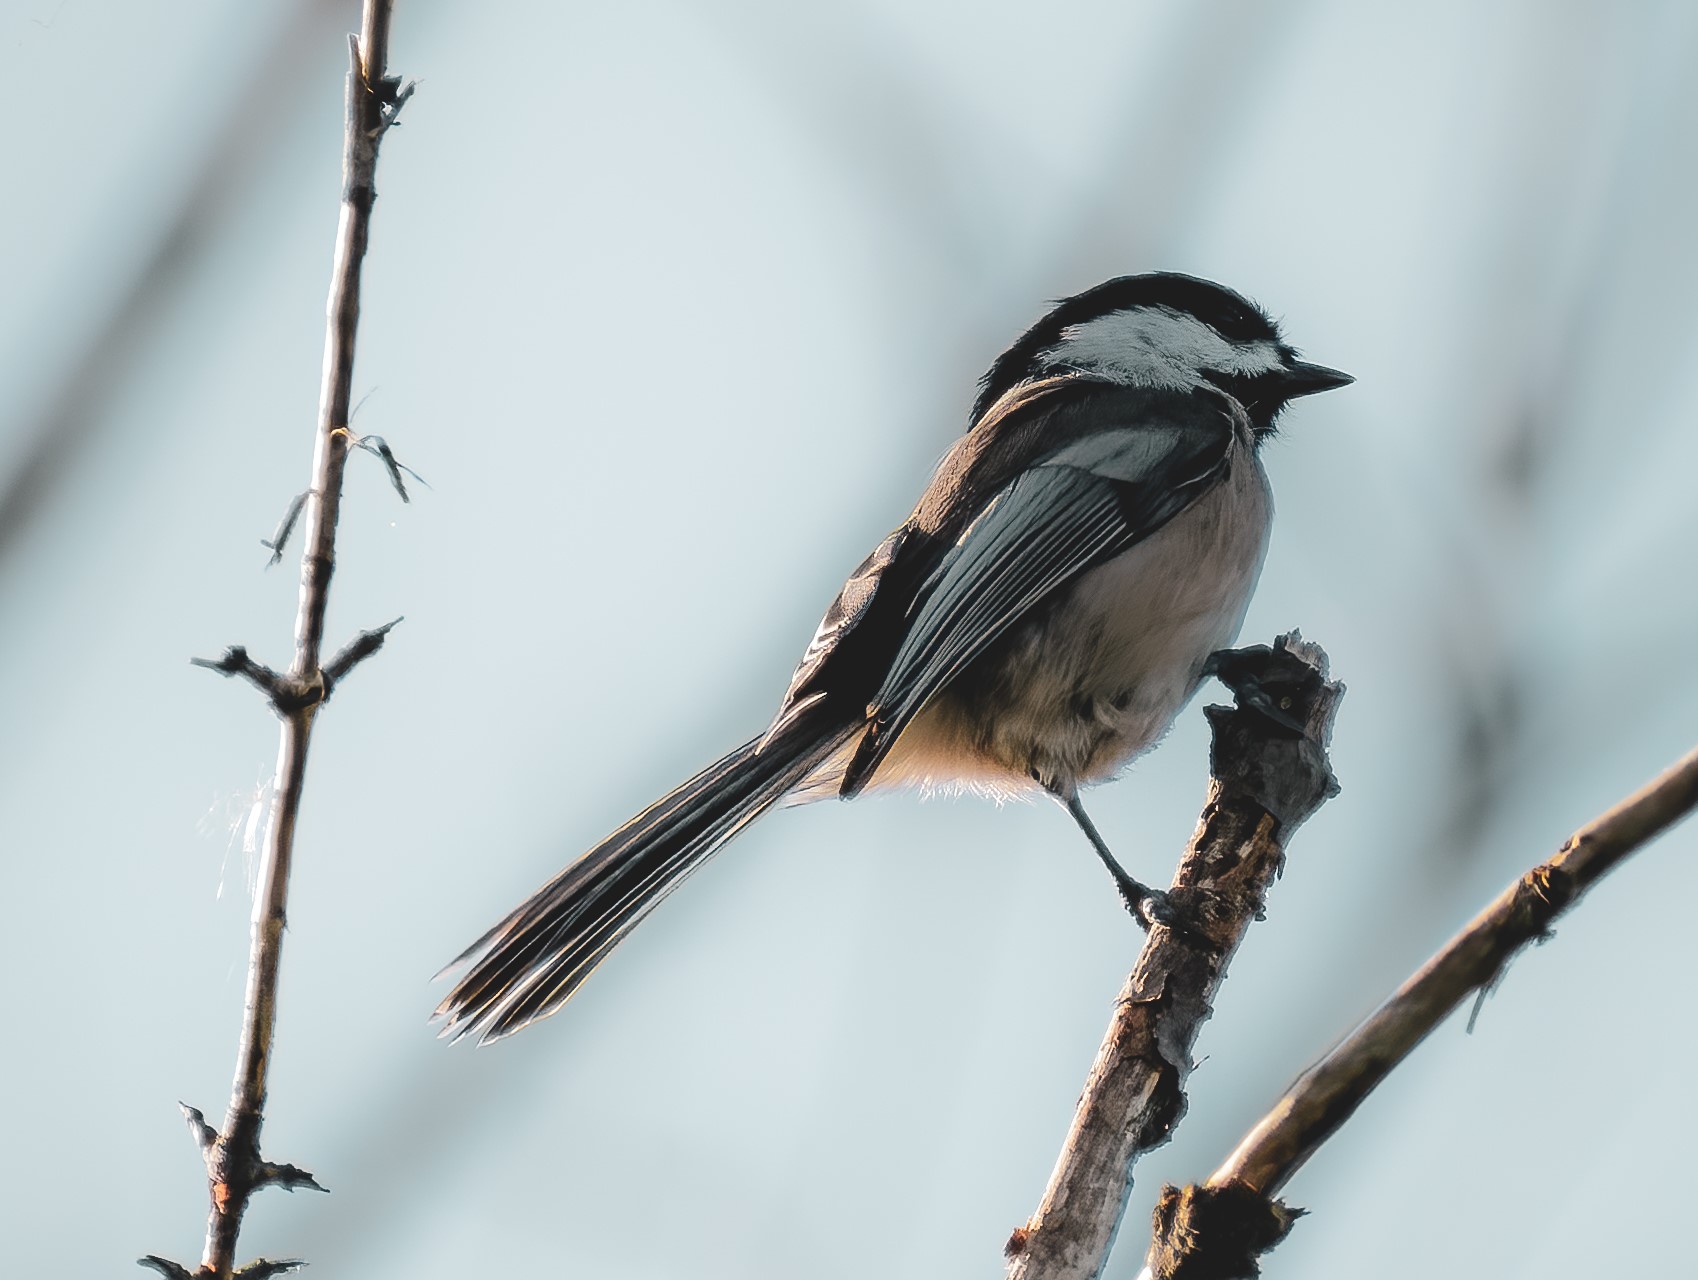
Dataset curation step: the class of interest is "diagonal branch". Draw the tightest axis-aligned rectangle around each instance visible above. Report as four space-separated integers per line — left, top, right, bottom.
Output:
1139 741 1698 1279
1003 634 1345 1280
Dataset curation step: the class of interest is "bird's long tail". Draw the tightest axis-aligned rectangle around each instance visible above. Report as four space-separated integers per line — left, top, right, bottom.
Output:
435 716 851 1043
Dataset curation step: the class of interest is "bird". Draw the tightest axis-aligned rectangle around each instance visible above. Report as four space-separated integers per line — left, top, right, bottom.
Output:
436 272 1351 1043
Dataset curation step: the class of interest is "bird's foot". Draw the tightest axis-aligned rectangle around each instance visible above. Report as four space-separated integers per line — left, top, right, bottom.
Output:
1203 644 1317 737
1113 875 1179 931
1057 789 1190 935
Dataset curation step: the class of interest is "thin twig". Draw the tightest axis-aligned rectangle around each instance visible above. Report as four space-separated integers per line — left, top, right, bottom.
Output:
1139 741 1698 1279
343 430 429 502
261 491 309 567
1003 635 1345 1280
0 9 346 569
323 616 404 688
145 6 410 1277
189 648 285 703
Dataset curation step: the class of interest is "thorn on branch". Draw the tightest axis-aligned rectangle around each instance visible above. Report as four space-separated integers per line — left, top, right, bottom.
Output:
256 1160 328 1195
322 617 403 695
191 647 285 700
137 1257 194 1279
261 492 309 567
234 1259 308 1278
179 1102 217 1155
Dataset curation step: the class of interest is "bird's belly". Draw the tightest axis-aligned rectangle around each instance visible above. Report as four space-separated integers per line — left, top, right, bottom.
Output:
870 447 1271 798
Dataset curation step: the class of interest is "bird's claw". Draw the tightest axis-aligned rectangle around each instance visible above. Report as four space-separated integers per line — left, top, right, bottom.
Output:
1131 886 1178 930
1204 645 1313 738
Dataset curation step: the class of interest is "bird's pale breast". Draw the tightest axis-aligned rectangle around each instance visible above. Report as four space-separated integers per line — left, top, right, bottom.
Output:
867 428 1271 799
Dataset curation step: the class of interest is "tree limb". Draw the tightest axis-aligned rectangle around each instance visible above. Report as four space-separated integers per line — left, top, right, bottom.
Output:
1003 633 1345 1280
1139 740 1698 1279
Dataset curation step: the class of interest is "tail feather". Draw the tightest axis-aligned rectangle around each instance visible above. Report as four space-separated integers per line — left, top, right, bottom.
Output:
435 719 848 1043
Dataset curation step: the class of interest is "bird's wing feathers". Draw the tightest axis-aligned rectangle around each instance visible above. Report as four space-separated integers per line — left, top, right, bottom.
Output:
841 400 1236 793
761 526 909 750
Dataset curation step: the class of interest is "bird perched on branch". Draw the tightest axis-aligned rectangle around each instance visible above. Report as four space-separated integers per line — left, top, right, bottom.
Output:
437 272 1351 1043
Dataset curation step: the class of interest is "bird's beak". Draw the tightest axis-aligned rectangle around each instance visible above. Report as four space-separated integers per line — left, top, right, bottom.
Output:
1280 361 1354 397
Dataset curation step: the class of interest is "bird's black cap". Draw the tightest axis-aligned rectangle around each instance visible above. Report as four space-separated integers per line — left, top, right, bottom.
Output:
972 273 1281 424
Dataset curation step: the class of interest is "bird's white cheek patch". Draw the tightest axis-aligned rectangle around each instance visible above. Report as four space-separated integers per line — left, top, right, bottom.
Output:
1042 308 1284 388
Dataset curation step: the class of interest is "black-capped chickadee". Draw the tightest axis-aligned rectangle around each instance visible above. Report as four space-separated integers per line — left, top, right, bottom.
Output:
438 273 1351 1042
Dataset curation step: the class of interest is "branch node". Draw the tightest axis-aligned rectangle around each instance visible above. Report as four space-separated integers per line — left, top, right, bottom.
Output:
1146 1182 1303 1280
1523 861 1574 913
1003 1226 1033 1259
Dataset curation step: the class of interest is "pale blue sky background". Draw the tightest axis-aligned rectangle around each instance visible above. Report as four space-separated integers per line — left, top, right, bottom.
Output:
2 2 1695 1276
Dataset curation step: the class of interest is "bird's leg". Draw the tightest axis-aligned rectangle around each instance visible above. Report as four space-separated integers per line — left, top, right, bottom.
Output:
1053 787 1176 929
1202 644 1315 737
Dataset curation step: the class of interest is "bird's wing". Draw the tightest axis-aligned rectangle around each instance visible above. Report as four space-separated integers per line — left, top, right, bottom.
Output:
840 397 1236 794
760 526 910 750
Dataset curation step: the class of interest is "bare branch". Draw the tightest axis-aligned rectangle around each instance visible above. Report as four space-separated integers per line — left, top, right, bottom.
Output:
148 5 411 1277
1003 634 1345 1280
1221 740 1698 1194
1139 740 1698 1278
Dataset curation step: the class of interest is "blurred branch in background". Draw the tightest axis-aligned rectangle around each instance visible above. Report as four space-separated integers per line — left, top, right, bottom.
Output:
1413 10 1697 910
1137 741 1698 1280
140 4 412 1277
1004 636 1344 1280
0 2 348 568
700 4 1291 306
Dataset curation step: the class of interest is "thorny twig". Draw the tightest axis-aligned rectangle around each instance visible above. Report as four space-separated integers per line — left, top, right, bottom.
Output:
147 4 413 1276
